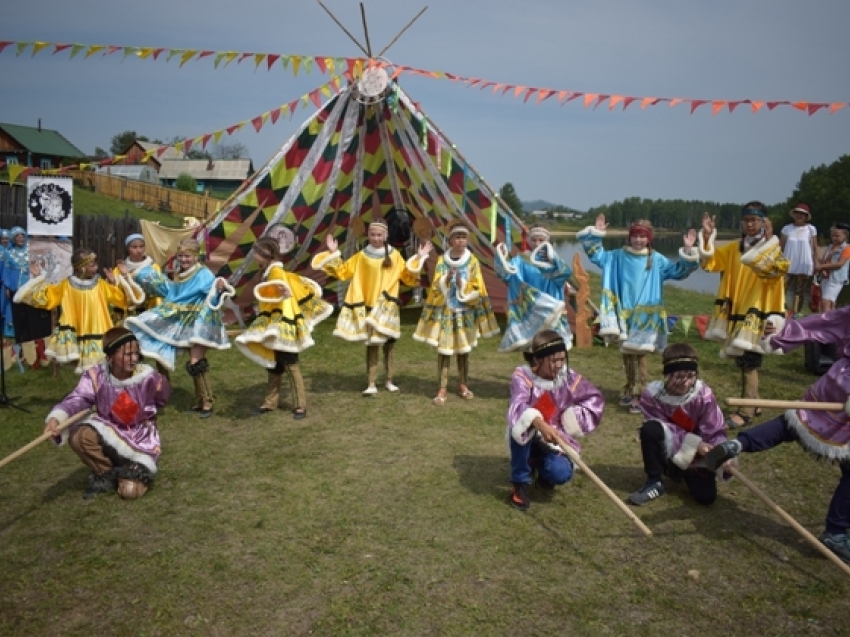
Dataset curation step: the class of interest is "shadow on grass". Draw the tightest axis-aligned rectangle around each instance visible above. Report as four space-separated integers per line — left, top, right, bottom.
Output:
0 467 88 534
452 454 508 501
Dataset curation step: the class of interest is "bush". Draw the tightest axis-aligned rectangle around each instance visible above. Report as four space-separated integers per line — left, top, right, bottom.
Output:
175 172 198 193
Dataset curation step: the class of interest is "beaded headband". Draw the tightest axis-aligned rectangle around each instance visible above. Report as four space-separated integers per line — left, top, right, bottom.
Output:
73 253 96 270
663 357 699 375
528 227 550 241
532 337 566 360
103 332 138 357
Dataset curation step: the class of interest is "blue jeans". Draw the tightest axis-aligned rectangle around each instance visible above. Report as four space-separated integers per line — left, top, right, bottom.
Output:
738 415 850 534
509 437 573 486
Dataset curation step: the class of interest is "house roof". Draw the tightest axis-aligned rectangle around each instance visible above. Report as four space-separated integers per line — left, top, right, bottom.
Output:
0 122 87 159
158 159 253 181
132 141 182 160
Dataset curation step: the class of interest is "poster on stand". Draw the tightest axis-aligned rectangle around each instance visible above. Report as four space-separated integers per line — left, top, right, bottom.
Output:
26 176 74 237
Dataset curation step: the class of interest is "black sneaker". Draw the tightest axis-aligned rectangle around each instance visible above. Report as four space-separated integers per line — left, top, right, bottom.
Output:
705 440 743 471
628 481 665 506
509 483 531 511
819 531 850 564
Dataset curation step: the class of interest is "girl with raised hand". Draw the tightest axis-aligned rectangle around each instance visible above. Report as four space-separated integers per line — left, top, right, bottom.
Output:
14 246 135 373
123 238 234 418
236 236 332 419
312 218 431 396
495 224 574 353
576 214 699 414
413 219 500 405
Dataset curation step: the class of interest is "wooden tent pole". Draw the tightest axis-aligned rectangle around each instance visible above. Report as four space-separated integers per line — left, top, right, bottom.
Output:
375 7 429 59
316 0 369 57
360 3 373 57
728 466 850 578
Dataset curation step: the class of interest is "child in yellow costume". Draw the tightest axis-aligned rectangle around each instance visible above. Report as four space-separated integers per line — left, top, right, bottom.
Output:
14 247 138 374
236 237 333 418
699 203 789 428
414 219 500 405
311 218 432 396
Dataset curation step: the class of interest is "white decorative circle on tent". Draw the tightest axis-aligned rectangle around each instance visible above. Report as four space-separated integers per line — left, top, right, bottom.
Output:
355 66 389 104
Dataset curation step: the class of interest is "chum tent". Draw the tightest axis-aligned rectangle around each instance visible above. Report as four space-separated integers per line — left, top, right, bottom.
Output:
203 76 527 319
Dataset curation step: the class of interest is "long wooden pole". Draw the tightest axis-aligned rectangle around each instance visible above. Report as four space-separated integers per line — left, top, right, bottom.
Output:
556 440 653 538
0 409 92 471
727 398 844 411
728 466 850 578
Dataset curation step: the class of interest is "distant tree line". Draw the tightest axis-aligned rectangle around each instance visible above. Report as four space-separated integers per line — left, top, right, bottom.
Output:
583 154 850 237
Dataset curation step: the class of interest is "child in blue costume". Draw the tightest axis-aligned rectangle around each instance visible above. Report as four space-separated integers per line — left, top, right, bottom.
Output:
577 215 698 413
123 238 234 418
0 229 9 338
1 227 30 340
495 224 573 352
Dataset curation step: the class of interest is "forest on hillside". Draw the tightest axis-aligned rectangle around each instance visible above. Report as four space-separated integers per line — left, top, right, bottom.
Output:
582 154 850 236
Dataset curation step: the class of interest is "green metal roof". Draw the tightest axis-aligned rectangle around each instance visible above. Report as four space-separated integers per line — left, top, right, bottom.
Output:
0 122 86 159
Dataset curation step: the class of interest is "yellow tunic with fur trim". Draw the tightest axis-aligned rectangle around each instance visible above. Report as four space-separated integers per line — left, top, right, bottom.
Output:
235 262 333 368
15 274 130 373
311 246 424 345
413 249 500 355
700 233 788 356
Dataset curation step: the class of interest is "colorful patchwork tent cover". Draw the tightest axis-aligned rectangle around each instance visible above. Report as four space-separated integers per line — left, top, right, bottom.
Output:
204 80 526 316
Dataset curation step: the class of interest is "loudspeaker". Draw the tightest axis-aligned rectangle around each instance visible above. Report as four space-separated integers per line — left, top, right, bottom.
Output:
804 341 837 376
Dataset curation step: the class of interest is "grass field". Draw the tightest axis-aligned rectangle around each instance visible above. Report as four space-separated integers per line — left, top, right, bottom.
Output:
0 282 847 636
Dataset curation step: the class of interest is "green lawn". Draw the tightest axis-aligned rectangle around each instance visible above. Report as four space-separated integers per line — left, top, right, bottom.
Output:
0 285 847 635
73 187 184 226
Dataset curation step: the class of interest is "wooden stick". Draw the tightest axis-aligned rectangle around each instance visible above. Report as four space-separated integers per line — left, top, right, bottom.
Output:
556 440 653 538
728 466 850 578
315 0 369 57
0 409 92 471
360 3 373 58
375 6 429 59
727 398 844 411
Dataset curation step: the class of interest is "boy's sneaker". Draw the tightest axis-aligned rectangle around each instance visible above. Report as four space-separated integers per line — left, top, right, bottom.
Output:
819 531 850 564
628 401 642 415
509 483 530 511
628 481 665 506
705 439 743 471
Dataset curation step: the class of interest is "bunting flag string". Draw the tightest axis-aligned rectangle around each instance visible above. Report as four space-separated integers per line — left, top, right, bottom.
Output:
1 39 848 116
6 77 343 181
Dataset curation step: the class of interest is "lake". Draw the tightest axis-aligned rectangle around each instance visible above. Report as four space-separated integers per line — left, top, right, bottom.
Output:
552 235 721 296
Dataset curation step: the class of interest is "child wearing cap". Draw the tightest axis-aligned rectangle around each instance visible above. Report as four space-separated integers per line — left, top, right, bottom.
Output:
494 224 574 353
312 218 432 396
413 219 500 405
700 203 789 428
114 233 161 316
815 223 850 312
705 305 850 565
780 203 818 315
576 214 699 414
1 227 29 340
506 329 604 511
628 343 730 506
236 236 332 419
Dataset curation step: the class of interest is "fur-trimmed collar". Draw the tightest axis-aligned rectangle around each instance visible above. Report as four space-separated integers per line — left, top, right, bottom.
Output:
648 379 703 406
443 248 471 269
69 274 100 289
624 246 649 256
124 256 153 272
521 364 571 391
363 244 394 259
102 362 155 388
177 263 202 281
262 261 284 281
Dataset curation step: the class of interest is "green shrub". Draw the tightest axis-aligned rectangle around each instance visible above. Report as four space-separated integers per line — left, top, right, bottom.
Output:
175 172 198 193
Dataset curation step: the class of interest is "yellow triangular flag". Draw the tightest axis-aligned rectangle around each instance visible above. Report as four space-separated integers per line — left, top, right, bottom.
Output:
179 50 197 67
31 41 49 56
84 45 105 59
8 164 26 183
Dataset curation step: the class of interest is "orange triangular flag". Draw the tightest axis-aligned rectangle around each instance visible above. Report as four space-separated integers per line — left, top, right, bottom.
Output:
584 93 598 108
513 85 526 98
829 103 847 114
641 97 656 109
791 101 807 112
751 101 764 112
608 95 624 110
711 101 725 116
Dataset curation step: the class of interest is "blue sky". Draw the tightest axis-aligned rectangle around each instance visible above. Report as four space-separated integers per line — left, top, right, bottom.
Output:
2 0 849 211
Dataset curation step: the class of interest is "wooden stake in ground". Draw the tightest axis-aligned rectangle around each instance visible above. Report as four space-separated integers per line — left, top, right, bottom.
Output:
0 409 92 471
571 254 593 349
556 440 653 538
727 398 845 412
727 466 850 578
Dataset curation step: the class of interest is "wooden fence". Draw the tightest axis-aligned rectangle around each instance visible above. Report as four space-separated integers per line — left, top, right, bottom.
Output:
69 170 222 220
1 182 142 267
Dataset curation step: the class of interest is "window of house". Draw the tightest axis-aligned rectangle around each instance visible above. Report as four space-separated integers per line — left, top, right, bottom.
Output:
40 158 52 169
5 156 19 165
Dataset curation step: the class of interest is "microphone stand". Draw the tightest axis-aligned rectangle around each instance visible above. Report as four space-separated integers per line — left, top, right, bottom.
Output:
0 279 31 412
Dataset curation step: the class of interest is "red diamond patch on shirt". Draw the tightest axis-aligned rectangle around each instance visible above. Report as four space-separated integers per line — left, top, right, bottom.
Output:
111 389 140 426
